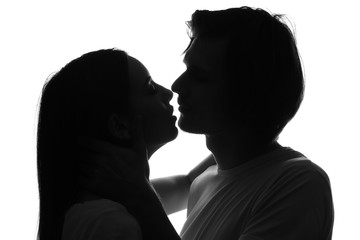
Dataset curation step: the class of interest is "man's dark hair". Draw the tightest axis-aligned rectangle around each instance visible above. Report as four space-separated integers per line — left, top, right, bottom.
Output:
186 7 304 141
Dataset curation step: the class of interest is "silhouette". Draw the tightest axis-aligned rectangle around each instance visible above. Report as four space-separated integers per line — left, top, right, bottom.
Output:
54 6 335 240
157 7 334 239
36 49 178 240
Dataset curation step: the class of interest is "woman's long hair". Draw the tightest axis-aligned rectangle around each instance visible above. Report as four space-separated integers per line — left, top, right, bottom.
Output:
36 49 130 240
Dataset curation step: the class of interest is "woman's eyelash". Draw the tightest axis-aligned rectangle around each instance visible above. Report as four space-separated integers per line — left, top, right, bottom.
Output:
148 81 157 93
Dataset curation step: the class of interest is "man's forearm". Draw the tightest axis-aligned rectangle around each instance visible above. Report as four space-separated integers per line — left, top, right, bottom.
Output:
151 175 190 215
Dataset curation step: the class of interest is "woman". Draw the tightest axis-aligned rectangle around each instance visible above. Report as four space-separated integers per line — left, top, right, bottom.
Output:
36 49 178 240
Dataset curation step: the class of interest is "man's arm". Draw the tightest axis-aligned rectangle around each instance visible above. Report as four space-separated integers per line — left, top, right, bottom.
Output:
151 154 216 215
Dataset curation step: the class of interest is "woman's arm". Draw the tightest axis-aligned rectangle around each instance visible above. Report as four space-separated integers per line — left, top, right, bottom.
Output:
151 154 216 215
127 186 181 240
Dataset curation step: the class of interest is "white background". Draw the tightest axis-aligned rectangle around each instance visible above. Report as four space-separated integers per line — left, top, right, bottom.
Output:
0 0 359 239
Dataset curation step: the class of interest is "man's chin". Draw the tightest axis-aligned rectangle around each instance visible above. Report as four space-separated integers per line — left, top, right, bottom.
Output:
177 119 204 135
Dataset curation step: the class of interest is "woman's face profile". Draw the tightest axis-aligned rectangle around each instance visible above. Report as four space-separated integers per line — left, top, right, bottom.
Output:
127 56 178 147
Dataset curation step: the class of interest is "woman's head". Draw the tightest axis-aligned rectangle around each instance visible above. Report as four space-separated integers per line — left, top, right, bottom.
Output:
39 49 177 150
37 48 177 239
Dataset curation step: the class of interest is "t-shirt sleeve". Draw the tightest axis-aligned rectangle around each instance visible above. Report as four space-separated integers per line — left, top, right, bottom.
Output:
86 210 143 240
240 167 334 240
62 202 143 240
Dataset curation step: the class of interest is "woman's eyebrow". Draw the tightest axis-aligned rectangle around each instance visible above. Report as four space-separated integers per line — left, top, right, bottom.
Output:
143 76 152 86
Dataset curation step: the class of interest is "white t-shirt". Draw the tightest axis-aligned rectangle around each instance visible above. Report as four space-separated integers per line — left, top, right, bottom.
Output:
181 147 334 240
62 199 142 240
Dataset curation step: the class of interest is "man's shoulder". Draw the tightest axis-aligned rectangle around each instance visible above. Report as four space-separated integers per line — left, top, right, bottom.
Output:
279 156 331 185
262 155 333 207
252 154 334 218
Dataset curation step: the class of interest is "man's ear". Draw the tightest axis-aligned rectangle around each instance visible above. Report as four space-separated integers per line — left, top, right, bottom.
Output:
107 114 131 141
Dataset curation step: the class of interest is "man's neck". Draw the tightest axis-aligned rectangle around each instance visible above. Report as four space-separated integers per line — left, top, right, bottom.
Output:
205 131 281 170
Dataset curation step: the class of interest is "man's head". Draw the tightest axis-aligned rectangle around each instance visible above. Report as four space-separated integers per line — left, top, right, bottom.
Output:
172 6 304 141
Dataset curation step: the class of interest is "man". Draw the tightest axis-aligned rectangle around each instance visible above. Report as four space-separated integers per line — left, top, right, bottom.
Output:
85 6 334 240
151 7 334 240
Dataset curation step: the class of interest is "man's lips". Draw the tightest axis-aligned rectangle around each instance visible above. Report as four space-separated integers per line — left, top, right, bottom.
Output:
178 98 190 107
177 98 192 113
178 104 191 113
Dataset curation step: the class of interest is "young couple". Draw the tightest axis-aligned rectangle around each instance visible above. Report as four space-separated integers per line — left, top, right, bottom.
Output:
37 6 334 240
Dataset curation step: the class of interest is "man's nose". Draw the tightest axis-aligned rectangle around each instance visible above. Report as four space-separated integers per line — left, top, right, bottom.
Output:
171 72 186 93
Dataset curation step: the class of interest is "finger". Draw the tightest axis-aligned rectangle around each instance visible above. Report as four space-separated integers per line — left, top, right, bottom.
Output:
131 115 148 163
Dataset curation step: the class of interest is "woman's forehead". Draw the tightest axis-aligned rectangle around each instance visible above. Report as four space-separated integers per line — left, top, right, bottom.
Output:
128 56 150 87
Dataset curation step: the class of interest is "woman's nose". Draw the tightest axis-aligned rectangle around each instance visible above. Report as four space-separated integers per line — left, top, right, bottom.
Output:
162 87 173 102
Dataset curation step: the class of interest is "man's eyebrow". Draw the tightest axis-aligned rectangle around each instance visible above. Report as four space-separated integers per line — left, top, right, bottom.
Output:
183 53 209 72
183 59 208 73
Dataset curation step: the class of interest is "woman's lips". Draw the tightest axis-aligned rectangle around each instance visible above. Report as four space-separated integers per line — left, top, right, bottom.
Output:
167 106 174 115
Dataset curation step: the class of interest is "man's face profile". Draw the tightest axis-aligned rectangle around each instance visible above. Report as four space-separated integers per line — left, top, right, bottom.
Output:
172 37 237 135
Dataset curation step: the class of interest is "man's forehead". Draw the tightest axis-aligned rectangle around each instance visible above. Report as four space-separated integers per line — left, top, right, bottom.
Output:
183 37 228 68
